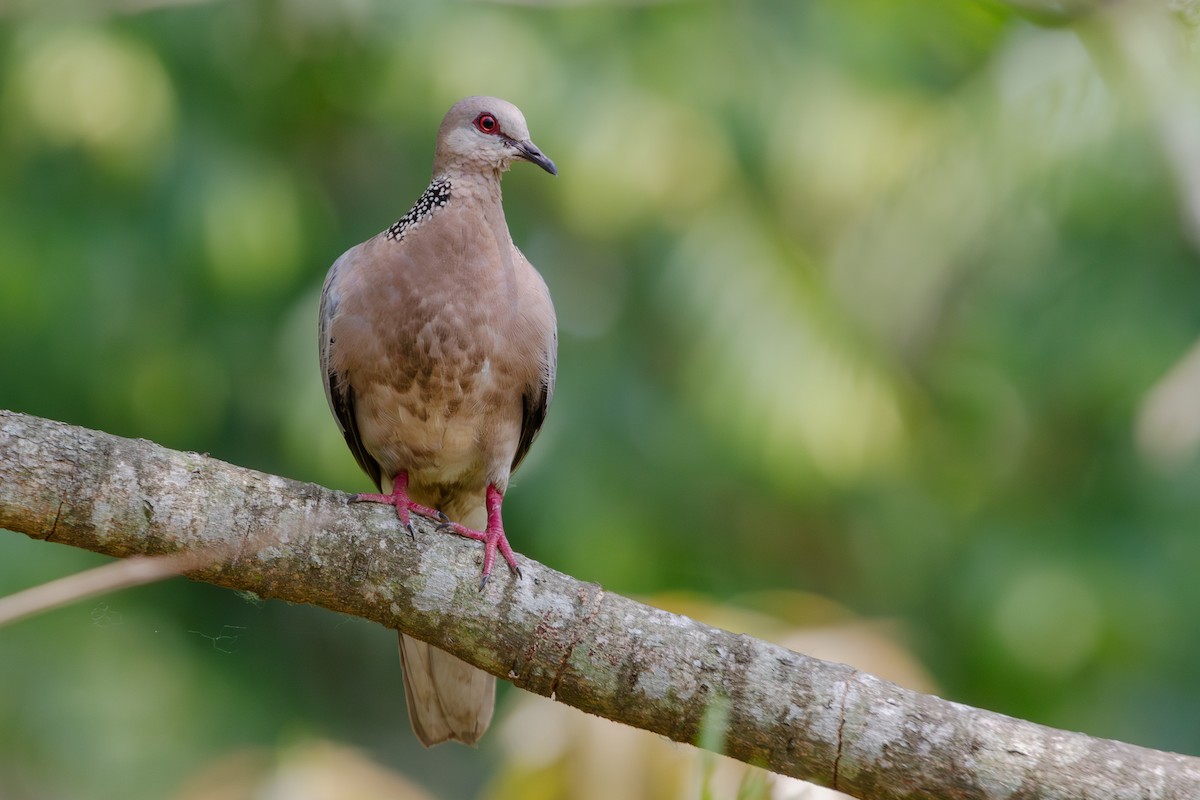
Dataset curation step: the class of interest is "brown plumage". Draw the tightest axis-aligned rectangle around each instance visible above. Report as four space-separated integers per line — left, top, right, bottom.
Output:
318 96 557 746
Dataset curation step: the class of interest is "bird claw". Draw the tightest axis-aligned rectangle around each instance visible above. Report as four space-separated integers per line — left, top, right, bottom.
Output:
440 519 521 590
478 560 521 592
350 473 445 538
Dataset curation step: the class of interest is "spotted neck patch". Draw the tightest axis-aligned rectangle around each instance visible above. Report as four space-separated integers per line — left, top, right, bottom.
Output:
384 178 452 241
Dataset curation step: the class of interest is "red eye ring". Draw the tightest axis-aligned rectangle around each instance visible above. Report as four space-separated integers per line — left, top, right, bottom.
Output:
474 113 499 135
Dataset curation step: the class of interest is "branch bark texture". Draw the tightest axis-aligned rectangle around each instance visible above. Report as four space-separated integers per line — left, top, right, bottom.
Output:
2 409 1198 799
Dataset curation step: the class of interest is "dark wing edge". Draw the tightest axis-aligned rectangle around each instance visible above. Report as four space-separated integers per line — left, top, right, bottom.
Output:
511 327 557 474
319 256 384 492
327 371 383 492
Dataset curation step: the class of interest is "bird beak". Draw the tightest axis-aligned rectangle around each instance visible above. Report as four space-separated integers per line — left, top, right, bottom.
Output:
511 139 557 176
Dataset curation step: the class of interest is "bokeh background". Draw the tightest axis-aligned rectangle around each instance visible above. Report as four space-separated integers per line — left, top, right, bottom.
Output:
3 0 1200 798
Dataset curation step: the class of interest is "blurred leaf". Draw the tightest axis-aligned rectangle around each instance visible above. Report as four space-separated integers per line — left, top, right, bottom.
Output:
3 1 1200 796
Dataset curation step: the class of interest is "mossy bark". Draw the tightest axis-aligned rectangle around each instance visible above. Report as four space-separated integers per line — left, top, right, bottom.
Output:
3 409 1199 799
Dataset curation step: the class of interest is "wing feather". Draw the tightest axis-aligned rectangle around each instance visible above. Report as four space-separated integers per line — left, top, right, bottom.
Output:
319 251 383 491
511 270 557 473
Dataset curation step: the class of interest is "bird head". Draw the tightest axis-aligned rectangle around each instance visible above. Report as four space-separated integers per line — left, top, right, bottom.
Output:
433 96 557 178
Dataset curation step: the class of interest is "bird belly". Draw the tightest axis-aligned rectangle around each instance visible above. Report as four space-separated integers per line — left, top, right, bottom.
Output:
354 370 514 506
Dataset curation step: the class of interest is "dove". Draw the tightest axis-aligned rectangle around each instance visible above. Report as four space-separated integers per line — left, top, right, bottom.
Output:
318 96 557 745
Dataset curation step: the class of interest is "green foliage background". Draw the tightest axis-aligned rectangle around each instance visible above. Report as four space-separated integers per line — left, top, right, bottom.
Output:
2 1 1200 797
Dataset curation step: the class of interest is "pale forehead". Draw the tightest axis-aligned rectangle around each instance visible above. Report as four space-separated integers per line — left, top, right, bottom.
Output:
443 95 529 134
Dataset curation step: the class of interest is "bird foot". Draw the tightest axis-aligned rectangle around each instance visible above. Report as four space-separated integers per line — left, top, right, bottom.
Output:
436 484 521 589
350 471 446 538
439 520 522 589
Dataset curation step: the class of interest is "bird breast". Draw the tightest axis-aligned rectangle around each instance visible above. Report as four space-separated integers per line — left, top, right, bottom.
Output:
329 228 530 492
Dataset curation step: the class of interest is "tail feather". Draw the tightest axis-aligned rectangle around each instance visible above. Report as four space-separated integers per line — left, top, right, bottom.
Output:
399 633 496 746
395 493 496 746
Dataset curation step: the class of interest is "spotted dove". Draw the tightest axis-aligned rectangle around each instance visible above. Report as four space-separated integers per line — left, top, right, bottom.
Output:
318 96 558 746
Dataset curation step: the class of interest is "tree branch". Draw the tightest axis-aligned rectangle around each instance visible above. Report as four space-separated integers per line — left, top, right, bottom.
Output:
2 409 1198 799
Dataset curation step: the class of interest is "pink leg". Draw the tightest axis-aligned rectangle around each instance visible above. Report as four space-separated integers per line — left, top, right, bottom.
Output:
351 471 447 537
441 484 521 589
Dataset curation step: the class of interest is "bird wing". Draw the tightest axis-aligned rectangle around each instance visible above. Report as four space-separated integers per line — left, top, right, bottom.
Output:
512 330 555 473
510 250 557 474
319 248 384 491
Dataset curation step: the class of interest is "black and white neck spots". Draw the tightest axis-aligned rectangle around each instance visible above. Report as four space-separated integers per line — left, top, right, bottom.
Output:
384 178 452 242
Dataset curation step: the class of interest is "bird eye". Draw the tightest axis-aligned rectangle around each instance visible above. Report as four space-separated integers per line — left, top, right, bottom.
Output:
474 113 499 134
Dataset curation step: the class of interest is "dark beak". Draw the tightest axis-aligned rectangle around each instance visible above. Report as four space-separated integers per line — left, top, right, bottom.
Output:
512 138 557 176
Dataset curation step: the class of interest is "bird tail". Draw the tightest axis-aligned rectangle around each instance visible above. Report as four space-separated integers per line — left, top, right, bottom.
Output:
399 633 496 746
393 494 496 746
